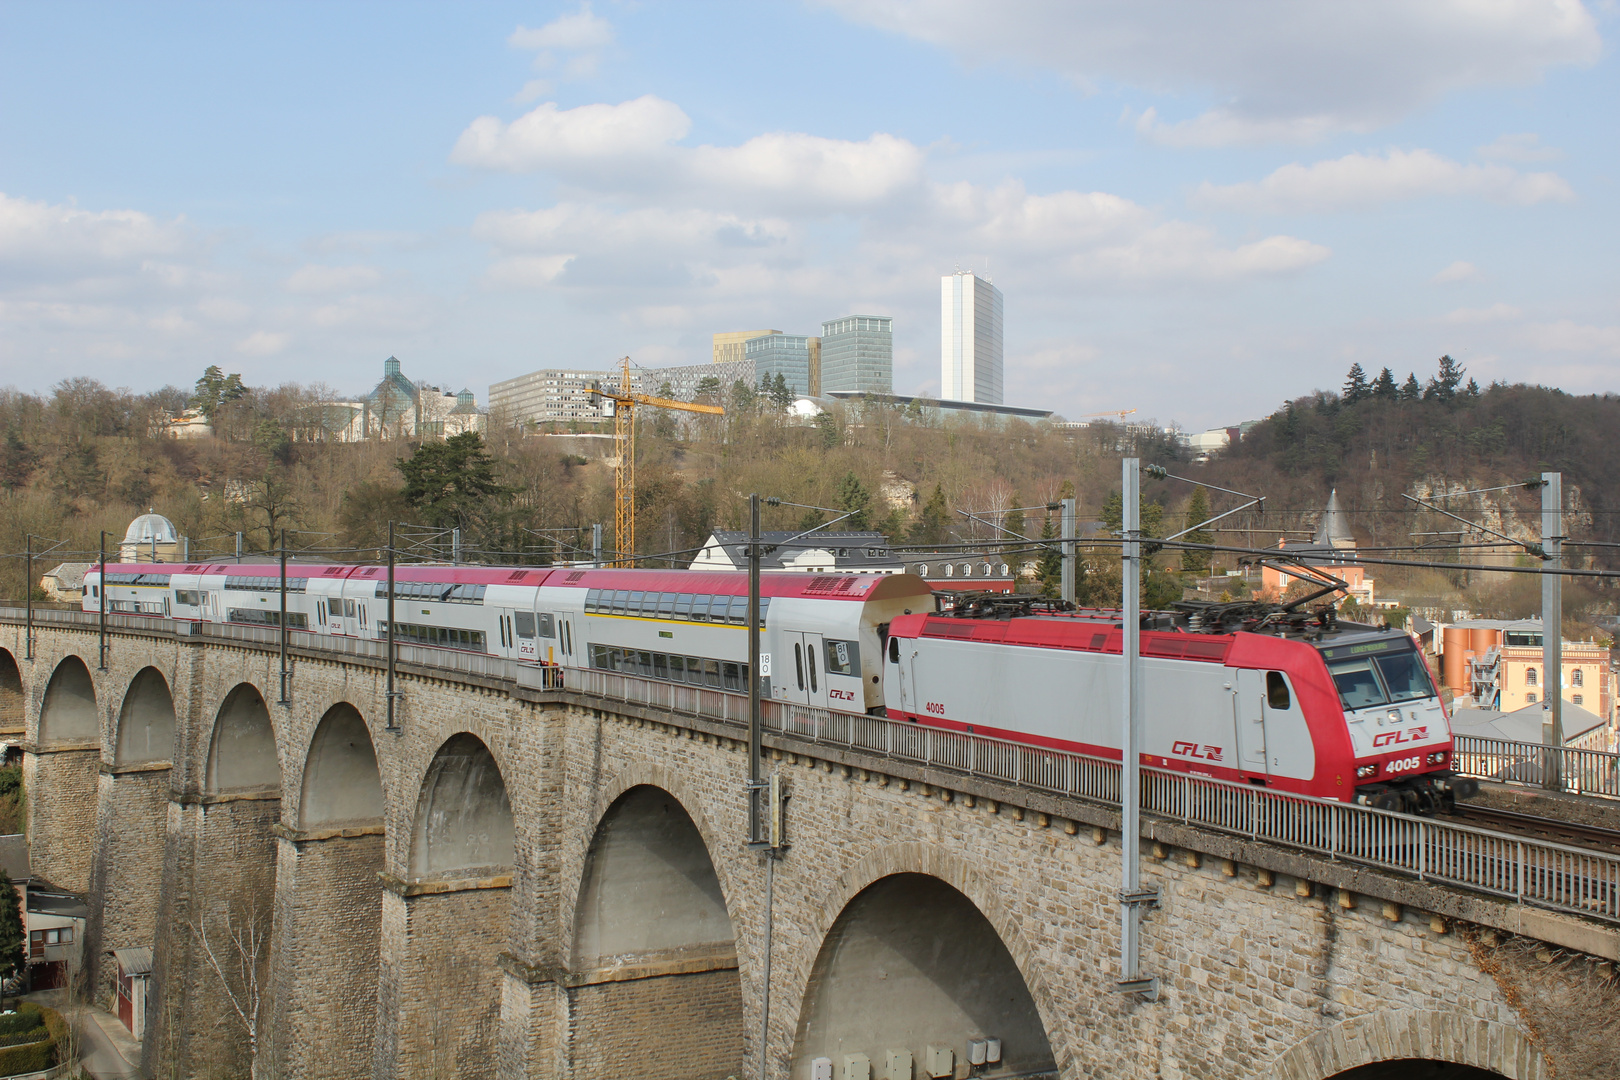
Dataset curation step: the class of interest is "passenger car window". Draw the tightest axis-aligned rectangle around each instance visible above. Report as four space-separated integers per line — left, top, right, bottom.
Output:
514 612 536 638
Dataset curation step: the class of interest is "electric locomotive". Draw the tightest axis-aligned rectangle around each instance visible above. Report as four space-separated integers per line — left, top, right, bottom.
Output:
883 595 1477 813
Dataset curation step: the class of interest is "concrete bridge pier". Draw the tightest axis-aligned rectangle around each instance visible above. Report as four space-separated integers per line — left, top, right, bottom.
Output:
25 653 104 893
82 665 178 1002
267 702 387 1080
374 732 515 1080
144 681 283 1080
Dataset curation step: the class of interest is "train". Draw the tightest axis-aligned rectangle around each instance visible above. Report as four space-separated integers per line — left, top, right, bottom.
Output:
84 562 1474 812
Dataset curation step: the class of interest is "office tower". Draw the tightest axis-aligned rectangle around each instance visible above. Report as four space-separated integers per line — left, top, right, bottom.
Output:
807 336 822 396
745 334 814 397
820 315 893 394
713 329 781 365
941 271 1003 404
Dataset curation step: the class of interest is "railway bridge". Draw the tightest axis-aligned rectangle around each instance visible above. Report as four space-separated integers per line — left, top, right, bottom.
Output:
1 609 1616 1079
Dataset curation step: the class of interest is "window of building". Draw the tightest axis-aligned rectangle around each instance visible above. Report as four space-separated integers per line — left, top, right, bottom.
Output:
1573 669 1584 687
1574 694 1584 706
1525 667 1538 686
1526 691 1537 703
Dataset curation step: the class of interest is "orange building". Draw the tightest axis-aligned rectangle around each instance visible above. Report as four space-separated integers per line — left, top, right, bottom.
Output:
1259 490 1380 607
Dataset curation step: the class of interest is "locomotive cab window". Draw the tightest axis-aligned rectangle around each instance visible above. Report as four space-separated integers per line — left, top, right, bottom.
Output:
1265 672 1291 711
889 638 900 664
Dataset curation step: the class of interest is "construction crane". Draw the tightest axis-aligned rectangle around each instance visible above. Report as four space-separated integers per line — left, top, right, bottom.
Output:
1072 408 1138 421
591 357 725 567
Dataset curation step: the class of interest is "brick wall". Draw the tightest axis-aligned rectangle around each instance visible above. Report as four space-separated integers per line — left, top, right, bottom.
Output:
270 831 384 1080
567 968 744 1080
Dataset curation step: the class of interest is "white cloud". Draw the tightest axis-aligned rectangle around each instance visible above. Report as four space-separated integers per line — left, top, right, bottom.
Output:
0 191 186 278
452 95 691 172
1444 303 1521 323
452 97 927 211
1520 319 1620 356
284 264 382 293
1477 132 1564 163
236 330 289 356
827 0 1600 144
1192 149 1575 213
510 5 614 52
1432 260 1480 284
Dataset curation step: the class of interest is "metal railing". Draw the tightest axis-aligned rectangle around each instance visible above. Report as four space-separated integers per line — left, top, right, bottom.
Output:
7 608 1619 925
1454 734 1620 800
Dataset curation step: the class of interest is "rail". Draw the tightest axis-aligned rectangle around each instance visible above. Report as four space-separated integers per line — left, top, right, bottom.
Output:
7 608 1619 925
1454 734 1620 800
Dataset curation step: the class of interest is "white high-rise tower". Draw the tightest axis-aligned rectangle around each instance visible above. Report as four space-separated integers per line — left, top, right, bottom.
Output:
941 270 1003 404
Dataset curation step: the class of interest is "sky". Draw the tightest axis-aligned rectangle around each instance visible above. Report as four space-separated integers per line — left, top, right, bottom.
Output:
0 0 1615 430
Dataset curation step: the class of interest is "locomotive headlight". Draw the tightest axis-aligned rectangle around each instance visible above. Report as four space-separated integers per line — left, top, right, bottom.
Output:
1356 764 1378 779
1427 751 1448 765
1387 709 1401 725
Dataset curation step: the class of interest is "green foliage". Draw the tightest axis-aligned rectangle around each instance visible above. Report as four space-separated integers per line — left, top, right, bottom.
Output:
694 376 721 398
1424 354 1466 404
1099 490 1164 541
189 365 246 421
252 419 292 466
1373 367 1398 400
767 373 794 409
835 471 871 530
0 1003 58 1074
730 380 756 411
1399 373 1422 401
813 412 840 449
1342 363 1370 404
0 870 22 984
1003 495 1025 543
1037 512 1062 597
396 432 514 532
1383 607 1410 629
909 484 951 546
1179 486 1212 572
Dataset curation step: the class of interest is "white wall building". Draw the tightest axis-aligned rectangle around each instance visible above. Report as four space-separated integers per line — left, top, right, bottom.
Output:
941 270 1003 405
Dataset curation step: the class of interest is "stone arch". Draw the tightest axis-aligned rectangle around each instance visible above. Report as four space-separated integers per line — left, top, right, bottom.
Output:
409 732 513 877
39 654 98 744
791 872 1055 1080
206 683 280 792
299 703 383 828
1268 1010 1546 1080
115 667 176 764
0 648 22 735
565 784 744 1079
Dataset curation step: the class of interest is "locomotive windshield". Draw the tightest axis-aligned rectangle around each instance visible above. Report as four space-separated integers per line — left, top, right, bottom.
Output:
1320 640 1436 710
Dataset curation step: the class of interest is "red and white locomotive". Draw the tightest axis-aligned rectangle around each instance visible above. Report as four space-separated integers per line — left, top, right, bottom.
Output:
84 563 1471 811
884 596 1475 812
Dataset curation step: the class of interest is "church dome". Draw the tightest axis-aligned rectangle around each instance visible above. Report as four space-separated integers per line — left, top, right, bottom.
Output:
123 512 178 545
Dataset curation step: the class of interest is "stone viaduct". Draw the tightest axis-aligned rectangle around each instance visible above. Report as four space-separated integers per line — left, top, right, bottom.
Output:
2 613 1616 1080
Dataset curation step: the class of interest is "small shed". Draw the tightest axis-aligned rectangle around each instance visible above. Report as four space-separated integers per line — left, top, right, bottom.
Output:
113 947 153 1038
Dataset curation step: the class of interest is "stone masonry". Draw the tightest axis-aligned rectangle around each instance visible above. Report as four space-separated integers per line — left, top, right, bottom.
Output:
2 615 1614 1079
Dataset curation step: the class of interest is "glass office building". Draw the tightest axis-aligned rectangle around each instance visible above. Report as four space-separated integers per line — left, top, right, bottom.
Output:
745 334 814 397
941 271 1003 404
819 315 893 394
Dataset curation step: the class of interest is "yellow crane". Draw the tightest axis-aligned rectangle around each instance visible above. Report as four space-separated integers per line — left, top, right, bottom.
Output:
1072 408 1138 421
591 357 725 567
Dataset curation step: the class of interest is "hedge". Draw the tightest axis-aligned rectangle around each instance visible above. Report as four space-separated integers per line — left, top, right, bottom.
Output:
0 1002 62 1076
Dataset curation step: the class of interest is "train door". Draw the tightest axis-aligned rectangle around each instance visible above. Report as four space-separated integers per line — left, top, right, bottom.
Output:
782 632 830 709
1233 669 1269 780
558 615 576 666
512 612 540 662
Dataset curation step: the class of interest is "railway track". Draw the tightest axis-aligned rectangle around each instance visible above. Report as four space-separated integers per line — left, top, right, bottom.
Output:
1448 804 1620 854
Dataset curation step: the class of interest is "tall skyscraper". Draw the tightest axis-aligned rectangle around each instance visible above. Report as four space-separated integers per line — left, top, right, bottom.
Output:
941 271 1003 404
820 315 893 394
713 329 781 365
745 334 814 396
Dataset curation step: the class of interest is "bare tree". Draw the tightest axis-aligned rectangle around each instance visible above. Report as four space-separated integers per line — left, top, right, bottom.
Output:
192 898 273 1080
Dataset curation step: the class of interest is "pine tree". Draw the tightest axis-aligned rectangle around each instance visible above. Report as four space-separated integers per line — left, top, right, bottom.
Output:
1180 486 1212 571
909 484 950 546
1342 363 1370 404
1463 377 1481 398
1037 512 1062 597
189 364 246 421
1424 354 1466 403
1372 367 1398 400
396 432 515 532
1399 373 1422 401
1003 495 1026 542
835 471 871 530
0 869 22 984
730 379 756 410
768 373 794 409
